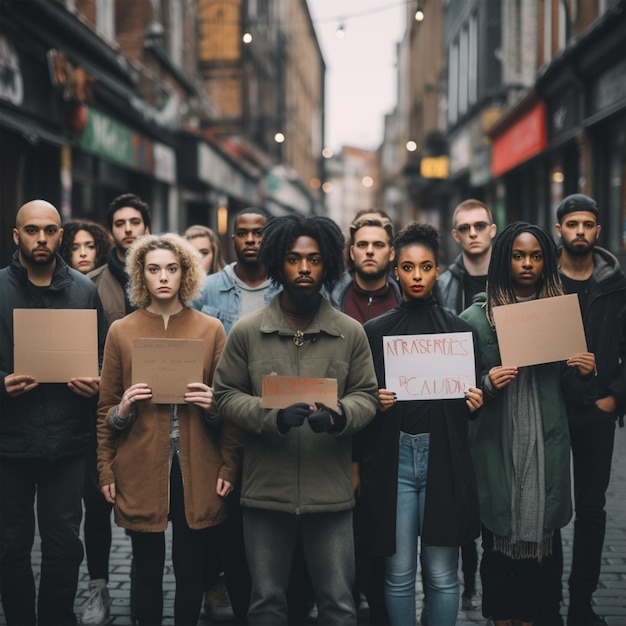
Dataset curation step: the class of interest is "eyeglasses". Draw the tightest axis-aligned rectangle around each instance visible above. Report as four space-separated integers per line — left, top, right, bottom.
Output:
455 222 490 234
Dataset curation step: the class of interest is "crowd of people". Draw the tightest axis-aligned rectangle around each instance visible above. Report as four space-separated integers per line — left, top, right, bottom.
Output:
0 192 623 626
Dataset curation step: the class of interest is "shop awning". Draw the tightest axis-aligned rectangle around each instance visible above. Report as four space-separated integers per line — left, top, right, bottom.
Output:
0 107 66 147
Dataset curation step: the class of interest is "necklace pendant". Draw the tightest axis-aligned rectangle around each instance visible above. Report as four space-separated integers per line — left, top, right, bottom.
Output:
293 330 305 347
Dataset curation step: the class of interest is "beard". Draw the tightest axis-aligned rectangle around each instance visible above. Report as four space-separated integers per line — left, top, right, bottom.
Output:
562 237 595 257
18 239 58 266
234 248 260 268
354 264 388 283
281 280 321 306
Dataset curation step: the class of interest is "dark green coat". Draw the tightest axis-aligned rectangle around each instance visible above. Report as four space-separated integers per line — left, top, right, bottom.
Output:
460 294 593 537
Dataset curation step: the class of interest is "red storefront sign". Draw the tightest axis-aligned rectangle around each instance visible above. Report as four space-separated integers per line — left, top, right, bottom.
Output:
491 101 547 178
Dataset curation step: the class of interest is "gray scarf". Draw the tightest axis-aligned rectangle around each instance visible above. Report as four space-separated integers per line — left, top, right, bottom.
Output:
493 367 552 560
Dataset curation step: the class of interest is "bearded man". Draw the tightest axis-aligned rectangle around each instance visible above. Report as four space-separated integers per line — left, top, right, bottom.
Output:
0 200 107 625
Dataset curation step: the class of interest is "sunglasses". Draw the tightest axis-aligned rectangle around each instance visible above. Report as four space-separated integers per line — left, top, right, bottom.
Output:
455 222 490 234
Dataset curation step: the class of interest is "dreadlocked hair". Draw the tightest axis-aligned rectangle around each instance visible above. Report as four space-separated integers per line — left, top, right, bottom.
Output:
486 221 563 326
393 222 440 267
259 214 345 288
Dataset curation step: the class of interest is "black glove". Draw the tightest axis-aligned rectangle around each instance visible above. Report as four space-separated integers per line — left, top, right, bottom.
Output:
277 402 311 434
307 402 346 434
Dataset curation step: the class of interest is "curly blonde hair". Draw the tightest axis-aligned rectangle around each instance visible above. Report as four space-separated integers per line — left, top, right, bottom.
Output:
125 234 205 308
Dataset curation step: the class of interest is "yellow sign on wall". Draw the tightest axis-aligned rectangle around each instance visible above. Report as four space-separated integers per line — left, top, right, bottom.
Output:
420 157 449 179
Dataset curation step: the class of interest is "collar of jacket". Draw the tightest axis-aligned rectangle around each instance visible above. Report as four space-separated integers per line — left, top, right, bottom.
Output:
557 245 626 288
260 294 344 338
11 251 73 291
448 253 466 277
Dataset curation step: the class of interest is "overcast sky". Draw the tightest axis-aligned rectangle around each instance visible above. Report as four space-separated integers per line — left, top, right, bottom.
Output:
307 0 405 152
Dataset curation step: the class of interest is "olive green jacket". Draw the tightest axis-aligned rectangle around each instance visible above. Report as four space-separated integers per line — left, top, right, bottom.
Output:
214 295 378 515
461 294 594 537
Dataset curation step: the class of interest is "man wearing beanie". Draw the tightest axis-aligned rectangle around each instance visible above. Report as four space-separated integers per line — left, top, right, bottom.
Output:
539 194 625 626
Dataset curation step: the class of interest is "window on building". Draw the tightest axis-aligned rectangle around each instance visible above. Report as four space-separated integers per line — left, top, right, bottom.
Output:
96 0 115 40
468 12 478 105
458 27 469 116
169 0 183 67
448 41 459 125
558 0 567 50
543 0 552 64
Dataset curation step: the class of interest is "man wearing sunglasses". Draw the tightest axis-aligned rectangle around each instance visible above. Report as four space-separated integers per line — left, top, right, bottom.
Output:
434 198 496 612
437 199 497 316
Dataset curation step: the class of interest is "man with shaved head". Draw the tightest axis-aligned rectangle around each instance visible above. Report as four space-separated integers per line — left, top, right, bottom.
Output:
0 200 107 625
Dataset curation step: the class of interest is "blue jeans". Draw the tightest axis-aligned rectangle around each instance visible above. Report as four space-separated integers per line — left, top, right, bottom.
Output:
385 433 459 626
243 507 356 625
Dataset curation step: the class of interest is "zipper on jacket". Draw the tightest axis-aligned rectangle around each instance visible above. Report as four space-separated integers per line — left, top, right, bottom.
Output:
295 345 302 515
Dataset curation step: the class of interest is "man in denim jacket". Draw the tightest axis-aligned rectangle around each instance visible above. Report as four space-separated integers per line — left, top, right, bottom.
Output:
190 208 280 333
190 207 281 622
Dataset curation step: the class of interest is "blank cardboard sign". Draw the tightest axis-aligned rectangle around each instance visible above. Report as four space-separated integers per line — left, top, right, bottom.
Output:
132 338 204 404
492 294 587 367
13 309 98 382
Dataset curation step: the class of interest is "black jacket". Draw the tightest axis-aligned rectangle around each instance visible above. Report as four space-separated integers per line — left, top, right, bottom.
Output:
436 254 466 314
0 252 107 461
560 246 626 421
360 298 480 554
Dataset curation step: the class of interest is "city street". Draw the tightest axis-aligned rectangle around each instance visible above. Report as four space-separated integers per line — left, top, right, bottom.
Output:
1 427 625 625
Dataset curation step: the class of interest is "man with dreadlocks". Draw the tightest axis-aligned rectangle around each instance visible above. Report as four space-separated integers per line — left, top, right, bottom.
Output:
213 214 378 625
460 222 596 626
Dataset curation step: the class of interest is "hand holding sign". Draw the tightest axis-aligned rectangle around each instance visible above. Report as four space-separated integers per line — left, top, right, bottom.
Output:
383 332 476 401
277 403 312 433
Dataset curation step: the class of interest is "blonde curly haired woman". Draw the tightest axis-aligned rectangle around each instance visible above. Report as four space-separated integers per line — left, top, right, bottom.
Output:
97 233 241 625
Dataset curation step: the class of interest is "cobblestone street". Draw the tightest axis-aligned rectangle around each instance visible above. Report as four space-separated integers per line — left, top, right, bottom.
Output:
2 428 625 625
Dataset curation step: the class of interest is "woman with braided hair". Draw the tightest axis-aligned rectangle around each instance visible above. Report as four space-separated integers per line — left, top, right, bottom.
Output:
460 222 596 626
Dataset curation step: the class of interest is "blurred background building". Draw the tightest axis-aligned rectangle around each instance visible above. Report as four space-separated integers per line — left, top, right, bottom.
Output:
1 0 624 268
0 0 325 266
377 0 625 266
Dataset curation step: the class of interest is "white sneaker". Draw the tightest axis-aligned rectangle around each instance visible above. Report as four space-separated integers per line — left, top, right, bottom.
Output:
81 579 111 625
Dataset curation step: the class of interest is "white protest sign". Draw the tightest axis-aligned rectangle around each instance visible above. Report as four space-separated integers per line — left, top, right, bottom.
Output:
383 332 475 400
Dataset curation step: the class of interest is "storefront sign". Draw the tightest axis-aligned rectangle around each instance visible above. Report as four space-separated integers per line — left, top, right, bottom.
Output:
79 107 175 181
491 101 547 178
420 156 449 179
47 49 95 103
0 35 23 106
548 85 580 143
80 108 135 167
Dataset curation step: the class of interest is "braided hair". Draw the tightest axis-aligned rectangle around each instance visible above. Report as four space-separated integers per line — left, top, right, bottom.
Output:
259 214 345 288
486 221 563 325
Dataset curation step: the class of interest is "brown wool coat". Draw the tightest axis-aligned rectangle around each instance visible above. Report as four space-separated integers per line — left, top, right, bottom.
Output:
97 307 242 532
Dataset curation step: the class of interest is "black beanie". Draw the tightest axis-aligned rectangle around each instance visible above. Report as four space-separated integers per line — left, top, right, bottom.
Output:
556 194 599 221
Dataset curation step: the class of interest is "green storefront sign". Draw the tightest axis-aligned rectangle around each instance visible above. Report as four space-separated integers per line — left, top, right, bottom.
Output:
79 108 136 169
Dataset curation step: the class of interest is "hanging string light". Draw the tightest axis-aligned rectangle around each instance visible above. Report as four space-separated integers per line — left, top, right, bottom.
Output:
414 6 425 22
336 21 345 39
